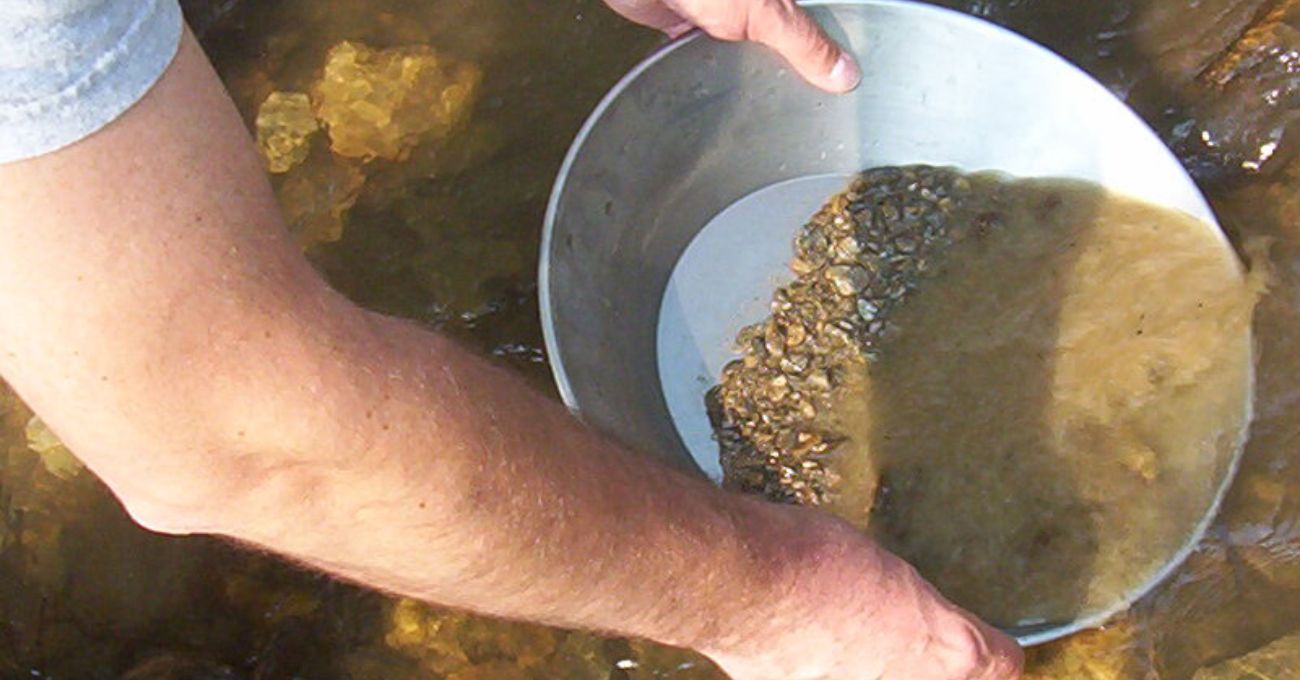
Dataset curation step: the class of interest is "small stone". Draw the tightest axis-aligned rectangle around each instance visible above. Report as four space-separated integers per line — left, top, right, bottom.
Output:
275 155 366 249
764 323 785 358
785 322 808 347
825 266 869 297
255 91 319 174
24 415 83 480
1192 632 1300 679
857 298 879 321
709 165 973 506
779 355 808 375
833 236 862 262
536 633 611 679
768 376 790 401
790 256 817 275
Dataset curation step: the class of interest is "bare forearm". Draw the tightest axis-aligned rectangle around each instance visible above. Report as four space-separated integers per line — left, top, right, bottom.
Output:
0 26 821 653
220 309 835 649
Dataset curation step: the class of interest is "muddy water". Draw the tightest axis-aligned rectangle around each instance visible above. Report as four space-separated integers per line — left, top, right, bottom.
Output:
0 0 1296 678
827 178 1258 630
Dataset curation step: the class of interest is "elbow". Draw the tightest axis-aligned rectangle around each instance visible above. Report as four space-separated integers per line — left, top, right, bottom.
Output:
54 402 290 537
31 298 383 539
108 439 312 538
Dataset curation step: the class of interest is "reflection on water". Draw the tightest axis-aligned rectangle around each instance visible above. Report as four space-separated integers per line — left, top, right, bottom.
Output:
0 0 1296 677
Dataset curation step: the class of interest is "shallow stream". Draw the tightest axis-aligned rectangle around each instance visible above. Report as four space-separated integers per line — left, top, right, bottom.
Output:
0 0 1296 677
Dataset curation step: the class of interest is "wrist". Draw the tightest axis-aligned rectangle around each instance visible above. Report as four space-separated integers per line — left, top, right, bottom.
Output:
684 501 877 661
693 502 1024 680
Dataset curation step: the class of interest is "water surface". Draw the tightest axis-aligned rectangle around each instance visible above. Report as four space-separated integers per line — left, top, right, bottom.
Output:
0 0 1296 677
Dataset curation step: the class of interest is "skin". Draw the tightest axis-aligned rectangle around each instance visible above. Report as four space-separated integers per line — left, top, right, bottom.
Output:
603 0 863 92
0 3 1020 679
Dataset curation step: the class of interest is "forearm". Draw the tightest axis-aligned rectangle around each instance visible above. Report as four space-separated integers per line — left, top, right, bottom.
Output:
220 308 847 650
0 25 842 654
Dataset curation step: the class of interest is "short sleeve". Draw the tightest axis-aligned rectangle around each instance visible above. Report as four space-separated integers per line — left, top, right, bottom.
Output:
0 0 183 164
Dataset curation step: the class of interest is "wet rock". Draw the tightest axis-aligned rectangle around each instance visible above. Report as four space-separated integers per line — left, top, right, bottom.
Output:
222 567 322 625
1023 620 1147 679
930 0 1298 183
311 41 481 162
275 152 366 249
457 615 558 668
384 599 473 675
709 166 975 505
1193 631 1300 679
382 598 565 675
24 415 83 480
255 91 319 174
1168 0 1300 182
535 632 615 679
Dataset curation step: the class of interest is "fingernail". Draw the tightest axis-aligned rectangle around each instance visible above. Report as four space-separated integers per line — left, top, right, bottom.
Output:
828 54 862 93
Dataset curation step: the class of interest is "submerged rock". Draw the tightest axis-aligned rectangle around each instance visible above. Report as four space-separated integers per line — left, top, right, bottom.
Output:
382 598 559 675
708 166 974 506
1169 0 1300 182
275 152 366 249
311 41 481 162
1193 631 1300 679
255 91 319 174
23 415 83 480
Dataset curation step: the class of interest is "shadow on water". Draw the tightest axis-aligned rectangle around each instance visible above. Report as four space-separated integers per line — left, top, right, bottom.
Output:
839 181 1103 635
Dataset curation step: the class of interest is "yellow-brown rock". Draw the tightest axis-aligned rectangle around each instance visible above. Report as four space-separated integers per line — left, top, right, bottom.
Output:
311 41 480 162
275 154 366 249
255 91 319 174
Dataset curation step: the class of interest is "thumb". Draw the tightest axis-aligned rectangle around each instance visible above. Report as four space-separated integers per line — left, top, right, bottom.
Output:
745 0 860 93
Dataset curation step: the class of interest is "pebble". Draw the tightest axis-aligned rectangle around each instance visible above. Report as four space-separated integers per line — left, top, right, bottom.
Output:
708 165 999 505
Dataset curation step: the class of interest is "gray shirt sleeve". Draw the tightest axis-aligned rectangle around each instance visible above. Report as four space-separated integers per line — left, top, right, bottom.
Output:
0 0 183 164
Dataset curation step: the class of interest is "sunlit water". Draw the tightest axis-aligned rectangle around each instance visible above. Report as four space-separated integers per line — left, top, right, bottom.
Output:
0 0 1296 677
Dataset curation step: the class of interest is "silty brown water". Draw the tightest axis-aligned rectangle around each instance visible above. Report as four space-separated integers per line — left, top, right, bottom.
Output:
710 168 1261 631
0 0 1296 677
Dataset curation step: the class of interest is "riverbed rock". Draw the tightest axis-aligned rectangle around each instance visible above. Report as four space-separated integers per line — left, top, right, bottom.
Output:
275 152 366 248
1023 620 1147 679
311 41 481 162
1193 631 1300 679
255 91 319 174
1169 0 1300 182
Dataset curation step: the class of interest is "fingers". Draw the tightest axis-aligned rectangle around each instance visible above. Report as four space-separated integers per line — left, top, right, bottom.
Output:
904 572 1023 680
744 0 861 93
602 0 689 32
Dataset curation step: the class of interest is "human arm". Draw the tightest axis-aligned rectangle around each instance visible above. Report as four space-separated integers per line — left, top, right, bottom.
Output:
0 21 1018 680
602 0 862 92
